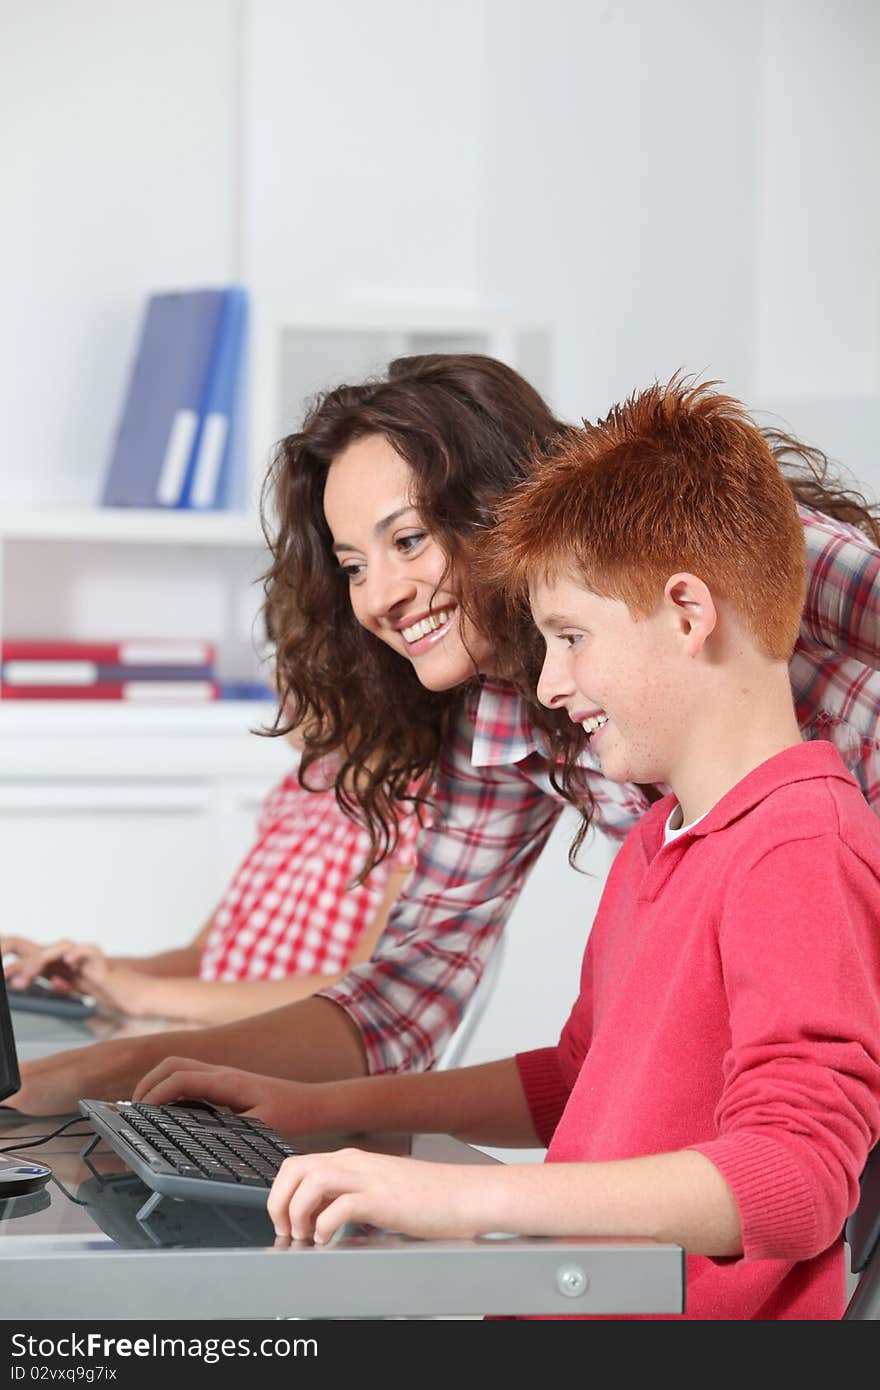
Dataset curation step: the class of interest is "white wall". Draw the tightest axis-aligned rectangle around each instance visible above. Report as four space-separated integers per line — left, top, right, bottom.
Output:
0 0 239 507
5 0 878 496
480 0 880 490
2 0 879 1063
481 0 762 418
242 0 486 319
754 0 880 489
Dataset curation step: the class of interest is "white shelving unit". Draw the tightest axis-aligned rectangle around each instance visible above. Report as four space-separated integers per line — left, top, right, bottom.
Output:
248 304 553 483
0 505 288 955
0 509 264 546
0 507 270 695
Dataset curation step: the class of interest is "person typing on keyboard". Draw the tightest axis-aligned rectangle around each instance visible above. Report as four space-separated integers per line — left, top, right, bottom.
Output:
4 736 423 1027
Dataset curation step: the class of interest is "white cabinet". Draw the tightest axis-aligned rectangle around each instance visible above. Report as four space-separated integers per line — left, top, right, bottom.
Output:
0 515 291 955
0 708 292 956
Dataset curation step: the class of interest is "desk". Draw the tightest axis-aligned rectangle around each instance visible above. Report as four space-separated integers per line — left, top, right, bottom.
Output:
4 1016 685 1319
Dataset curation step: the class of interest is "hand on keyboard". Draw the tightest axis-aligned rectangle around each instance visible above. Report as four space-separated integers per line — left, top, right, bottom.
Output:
79 1096 305 1207
131 1058 333 1139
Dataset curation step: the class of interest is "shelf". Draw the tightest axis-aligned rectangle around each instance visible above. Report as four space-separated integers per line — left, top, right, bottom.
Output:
0 508 266 546
249 308 553 483
0 699 292 782
0 698 278 736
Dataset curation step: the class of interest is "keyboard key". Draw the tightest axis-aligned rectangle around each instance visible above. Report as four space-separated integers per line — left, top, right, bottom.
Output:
102 1100 300 1201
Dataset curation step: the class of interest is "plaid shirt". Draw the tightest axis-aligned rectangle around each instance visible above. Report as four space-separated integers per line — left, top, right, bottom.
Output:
322 504 880 1074
199 758 423 983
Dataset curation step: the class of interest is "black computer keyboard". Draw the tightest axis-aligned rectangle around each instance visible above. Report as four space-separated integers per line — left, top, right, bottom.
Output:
8 979 96 1019
79 1098 301 1209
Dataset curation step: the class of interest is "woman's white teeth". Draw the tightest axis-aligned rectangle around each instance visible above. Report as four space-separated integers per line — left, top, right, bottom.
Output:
402 610 451 643
581 712 608 734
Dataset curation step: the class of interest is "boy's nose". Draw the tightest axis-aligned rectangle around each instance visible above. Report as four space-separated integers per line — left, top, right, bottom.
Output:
536 651 573 710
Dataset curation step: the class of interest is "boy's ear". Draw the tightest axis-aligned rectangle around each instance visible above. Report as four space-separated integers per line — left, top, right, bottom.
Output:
663 573 717 655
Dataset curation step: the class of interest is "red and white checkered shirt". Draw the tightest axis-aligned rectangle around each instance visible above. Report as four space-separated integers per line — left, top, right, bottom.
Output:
199 756 423 983
322 504 880 1076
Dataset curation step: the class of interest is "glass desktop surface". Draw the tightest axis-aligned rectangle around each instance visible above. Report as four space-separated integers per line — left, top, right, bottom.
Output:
0 1108 488 1254
3 1007 489 1259
11 1005 205 1063
0 1107 271 1251
0 1111 685 1319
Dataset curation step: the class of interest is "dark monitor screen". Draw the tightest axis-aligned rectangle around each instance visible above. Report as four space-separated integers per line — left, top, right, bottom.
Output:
0 946 21 1104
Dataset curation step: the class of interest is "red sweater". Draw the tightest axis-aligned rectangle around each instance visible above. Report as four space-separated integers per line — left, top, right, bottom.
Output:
516 741 880 1319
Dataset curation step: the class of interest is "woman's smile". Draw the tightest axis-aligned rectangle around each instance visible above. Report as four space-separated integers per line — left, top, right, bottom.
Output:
323 435 491 691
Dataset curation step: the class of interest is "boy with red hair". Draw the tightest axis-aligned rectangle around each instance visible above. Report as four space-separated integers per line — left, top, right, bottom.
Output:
138 378 880 1319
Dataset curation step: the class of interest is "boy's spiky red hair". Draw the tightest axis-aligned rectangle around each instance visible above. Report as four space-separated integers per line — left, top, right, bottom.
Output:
487 375 807 661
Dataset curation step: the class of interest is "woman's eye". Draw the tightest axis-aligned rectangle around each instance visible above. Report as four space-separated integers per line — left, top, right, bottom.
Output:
397 531 427 554
563 633 582 648
339 561 365 583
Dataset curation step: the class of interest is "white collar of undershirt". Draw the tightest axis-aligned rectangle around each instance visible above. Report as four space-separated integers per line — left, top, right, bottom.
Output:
663 802 709 844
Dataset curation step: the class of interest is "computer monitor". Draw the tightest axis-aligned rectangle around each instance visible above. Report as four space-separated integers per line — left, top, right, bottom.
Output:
0 956 56 1197
0 953 21 1105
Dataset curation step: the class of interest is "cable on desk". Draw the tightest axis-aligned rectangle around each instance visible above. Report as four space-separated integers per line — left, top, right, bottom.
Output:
0 1116 92 1154
47 1173 92 1207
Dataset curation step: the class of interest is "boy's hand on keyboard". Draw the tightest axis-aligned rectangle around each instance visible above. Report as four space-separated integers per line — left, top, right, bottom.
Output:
268 1148 498 1244
132 1057 327 1138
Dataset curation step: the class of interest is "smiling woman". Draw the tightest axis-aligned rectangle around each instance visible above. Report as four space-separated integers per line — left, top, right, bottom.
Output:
323 433 494 691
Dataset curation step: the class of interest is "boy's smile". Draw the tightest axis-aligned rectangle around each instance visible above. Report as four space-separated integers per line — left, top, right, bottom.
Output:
529 567 803 826
530 574 681 789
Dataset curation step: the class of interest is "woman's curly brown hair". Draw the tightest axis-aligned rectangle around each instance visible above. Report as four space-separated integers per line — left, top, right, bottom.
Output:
260 353 564 876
